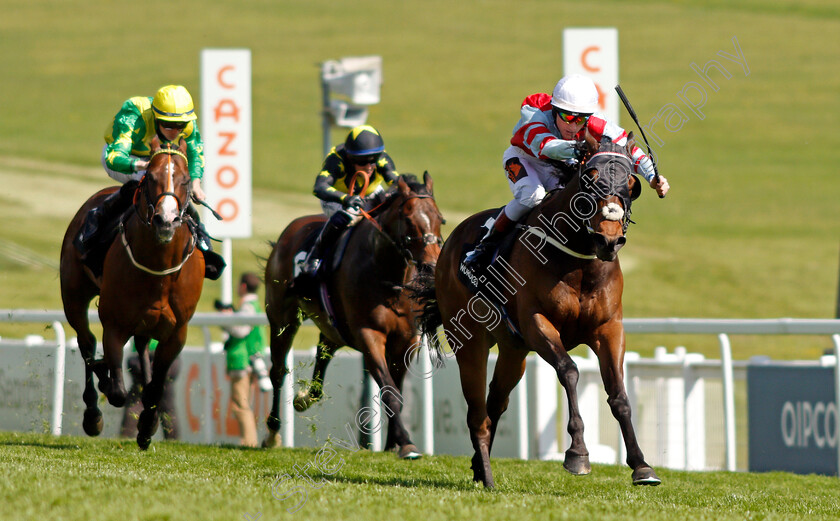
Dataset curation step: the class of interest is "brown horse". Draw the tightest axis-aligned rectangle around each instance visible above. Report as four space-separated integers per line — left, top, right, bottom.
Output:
263 173 444 458
413 138 660 486
59 137 204 449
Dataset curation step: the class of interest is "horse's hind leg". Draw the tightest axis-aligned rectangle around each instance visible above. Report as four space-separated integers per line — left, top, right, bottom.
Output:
63 297 103 436
294 334 339 412
263 303 301 448
595 324 660 485
486 343 528 454
454 338 494 487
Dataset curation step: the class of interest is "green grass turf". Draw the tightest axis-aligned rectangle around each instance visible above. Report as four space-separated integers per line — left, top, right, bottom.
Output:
2 431 839 521
1 1 840 360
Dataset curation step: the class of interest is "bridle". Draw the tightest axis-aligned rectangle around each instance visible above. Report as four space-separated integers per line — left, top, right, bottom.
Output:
361 193 444 265
134 147 191 227
579 148 637 235
120 145 195 276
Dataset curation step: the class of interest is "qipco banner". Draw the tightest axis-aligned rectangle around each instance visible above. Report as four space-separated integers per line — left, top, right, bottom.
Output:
200 48 253 238
563 28 619 124
748 363 839 476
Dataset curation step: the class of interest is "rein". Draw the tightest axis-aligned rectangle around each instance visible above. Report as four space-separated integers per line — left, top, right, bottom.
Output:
118 221 196 276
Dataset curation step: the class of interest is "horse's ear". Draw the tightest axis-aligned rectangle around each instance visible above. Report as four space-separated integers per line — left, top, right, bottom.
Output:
150 135 161 152
629 174 642 201
625 131 636 155
583 130 600 157
423 170 433 195
178 137 187 153
397 175 411 196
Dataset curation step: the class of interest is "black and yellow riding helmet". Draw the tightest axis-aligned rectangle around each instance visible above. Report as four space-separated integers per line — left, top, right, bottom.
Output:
344 125 385 159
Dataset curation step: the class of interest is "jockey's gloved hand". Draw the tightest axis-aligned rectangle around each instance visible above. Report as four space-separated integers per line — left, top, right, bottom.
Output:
342 195 363 210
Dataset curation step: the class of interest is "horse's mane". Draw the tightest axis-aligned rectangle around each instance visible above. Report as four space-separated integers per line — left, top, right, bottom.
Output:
374 173 430 214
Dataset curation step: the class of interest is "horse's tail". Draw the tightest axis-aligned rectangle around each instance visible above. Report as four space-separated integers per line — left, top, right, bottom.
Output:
406 264 446 363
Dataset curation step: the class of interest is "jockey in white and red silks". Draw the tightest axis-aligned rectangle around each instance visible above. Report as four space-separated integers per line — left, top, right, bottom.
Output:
463 74 670 273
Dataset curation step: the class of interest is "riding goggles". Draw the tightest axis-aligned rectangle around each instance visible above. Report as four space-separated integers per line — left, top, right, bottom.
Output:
554 109 591 125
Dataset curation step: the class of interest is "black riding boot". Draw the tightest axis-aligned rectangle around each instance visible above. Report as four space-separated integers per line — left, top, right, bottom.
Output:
462 210 516 274
75 180 139 261
186 203 226 281
299 215 347 278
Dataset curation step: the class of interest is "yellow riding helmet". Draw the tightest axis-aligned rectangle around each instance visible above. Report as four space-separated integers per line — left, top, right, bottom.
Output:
152 85 197 122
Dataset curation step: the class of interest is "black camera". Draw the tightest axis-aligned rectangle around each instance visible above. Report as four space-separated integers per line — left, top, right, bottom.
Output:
214 299 234 311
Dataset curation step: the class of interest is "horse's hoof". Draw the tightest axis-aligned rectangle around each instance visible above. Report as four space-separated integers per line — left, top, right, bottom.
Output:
107 390 127 408
137 434 152 451
262 431 282 449
563 451 591 475
398 444 422 459
632 466 661 486
82 408 103 437
293 392 313 412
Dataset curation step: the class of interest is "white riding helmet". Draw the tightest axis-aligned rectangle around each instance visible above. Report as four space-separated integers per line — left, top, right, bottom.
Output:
551 75 599 114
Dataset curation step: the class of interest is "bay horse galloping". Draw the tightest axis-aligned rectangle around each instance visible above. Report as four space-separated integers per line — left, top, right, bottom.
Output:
414 138 660 486
263 173 444 458
60 137 204 449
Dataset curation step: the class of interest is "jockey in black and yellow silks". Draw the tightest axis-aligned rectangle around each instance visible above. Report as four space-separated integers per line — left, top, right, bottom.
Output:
297 125 400 282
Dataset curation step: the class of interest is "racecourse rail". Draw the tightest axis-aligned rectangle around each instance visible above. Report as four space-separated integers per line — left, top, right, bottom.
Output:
2 309 840 474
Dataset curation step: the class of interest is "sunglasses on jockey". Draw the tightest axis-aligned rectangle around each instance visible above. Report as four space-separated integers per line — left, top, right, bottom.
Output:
553 108 591 126
158 119 188 130
350 153 382 166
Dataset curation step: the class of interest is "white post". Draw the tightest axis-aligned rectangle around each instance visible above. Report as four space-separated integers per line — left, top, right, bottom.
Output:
369 375 382 452
421 335 434 455
202 326 214 444
517 367 529 460
50 321 66 436
718 333 736 471
534 358 558 459
833 334 840 477
683 352 706 470
221 238 233 305
283 348 294 447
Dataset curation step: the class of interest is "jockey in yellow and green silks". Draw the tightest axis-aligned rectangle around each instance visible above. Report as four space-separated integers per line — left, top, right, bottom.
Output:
75 85 224 280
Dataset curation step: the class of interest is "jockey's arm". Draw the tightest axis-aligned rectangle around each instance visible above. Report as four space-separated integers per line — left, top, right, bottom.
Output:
313 171 346 204
379 153 400 185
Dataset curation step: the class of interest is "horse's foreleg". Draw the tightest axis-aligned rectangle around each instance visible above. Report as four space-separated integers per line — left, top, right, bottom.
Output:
101 328 129 407
294 334 339 412
264 310 300 448
595 324 660 485
137 335 183 450
486 344 528 454
359 328 419 460
529 314 590 475
134 336 152 384
383 338 415 453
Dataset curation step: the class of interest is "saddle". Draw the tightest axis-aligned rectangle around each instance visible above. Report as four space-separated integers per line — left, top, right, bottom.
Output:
455 208 524 339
